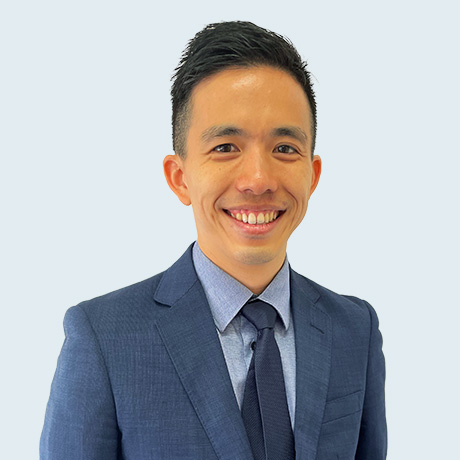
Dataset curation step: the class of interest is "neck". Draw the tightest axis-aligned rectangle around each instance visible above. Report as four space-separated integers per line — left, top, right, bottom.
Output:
197 243 286 295
227 263 284 295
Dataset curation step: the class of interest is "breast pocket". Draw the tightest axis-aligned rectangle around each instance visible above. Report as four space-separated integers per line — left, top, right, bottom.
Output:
322 389 363 424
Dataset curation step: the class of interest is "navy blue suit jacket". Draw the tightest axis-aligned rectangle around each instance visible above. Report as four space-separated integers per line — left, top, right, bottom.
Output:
41 245 387 459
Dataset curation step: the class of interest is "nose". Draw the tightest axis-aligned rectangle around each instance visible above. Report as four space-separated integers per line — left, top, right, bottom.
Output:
234 148 278 195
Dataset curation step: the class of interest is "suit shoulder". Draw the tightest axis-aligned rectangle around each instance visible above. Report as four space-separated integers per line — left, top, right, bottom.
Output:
291 269 375 324
68 270 166 325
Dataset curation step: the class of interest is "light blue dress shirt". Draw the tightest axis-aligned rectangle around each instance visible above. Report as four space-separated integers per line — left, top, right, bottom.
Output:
192 242 296 427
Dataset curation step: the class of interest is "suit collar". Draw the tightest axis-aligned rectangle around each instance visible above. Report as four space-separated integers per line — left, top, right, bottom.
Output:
153 245 254 460
153 243 198 306
290 269 332 459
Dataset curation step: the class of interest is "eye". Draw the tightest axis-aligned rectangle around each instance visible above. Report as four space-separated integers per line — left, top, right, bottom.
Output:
213 143 238 153
274 144 298 154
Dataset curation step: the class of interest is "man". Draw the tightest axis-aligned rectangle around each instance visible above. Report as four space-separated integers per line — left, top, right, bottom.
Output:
41 21 387 459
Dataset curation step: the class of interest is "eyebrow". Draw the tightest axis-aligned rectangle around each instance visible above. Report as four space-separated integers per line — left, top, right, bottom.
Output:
200 124 309 145
201 125 247 144
271 126 309 145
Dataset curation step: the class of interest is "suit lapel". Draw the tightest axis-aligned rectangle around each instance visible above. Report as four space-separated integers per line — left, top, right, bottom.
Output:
154 247 253 460
290 269 332 460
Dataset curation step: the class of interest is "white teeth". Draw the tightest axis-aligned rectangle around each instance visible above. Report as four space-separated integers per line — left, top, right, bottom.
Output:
228 210 281 224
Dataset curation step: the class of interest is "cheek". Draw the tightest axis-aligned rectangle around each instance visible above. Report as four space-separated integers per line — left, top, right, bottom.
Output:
187 175 223 208
286 174 311 204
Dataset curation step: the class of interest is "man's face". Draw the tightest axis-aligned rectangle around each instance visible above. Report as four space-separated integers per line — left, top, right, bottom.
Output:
164 65 321 273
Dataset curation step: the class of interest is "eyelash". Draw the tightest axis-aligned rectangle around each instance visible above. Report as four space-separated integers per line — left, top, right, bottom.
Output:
213 144 237 153
274 145 299 154
212 144 299 154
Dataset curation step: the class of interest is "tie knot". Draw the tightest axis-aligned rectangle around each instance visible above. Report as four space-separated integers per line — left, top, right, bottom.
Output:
241 299 278 331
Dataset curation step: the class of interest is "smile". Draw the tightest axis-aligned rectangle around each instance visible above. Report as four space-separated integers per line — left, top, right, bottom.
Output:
224 210 283 225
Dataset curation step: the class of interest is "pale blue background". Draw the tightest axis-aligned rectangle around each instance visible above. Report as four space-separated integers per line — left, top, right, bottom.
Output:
1 0 459 458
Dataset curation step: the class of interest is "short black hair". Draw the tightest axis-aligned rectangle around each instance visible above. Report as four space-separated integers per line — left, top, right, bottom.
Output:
171 21 317 158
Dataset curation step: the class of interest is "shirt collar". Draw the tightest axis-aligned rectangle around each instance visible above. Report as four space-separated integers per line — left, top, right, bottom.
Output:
192 242 291 332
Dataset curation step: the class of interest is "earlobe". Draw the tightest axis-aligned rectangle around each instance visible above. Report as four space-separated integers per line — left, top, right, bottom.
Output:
309 155 322 195
163 155 191 206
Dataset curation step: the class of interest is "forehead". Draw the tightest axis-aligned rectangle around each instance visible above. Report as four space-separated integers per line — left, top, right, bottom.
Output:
187 65 312 136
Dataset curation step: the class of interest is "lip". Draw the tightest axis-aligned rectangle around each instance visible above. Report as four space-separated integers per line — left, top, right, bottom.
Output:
223 209 284 236
224 206 283 214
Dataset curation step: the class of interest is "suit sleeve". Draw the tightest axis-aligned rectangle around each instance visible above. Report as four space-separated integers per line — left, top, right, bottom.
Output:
355 301 387 459
40 305 121 460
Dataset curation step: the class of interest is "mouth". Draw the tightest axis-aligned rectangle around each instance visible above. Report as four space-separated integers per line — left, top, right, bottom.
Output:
223 209 284 225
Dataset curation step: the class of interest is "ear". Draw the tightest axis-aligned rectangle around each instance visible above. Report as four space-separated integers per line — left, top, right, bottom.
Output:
309 155 322 195
163 154 191 206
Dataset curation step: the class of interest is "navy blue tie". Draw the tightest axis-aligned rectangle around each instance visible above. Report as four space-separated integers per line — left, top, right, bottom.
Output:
241 299 295 460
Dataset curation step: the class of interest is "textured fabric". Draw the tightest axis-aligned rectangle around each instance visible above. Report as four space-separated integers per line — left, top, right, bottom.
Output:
192 242 296 425
40 244 387 459
241 300 295 460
